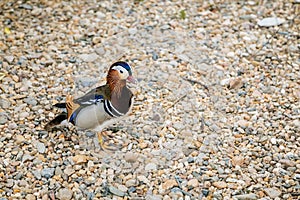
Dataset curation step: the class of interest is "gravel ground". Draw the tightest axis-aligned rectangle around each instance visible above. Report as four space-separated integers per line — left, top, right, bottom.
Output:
0 0 299 199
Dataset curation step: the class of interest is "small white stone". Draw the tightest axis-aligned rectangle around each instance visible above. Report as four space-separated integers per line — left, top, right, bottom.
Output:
4 56 14 64
270 138 277 145
128 28 137 35
258 17 285 27
36 142 46 154
145 163 157 171
227 52 235 58
19 112 29 119
57 188 73 200
220 78 231 86
78 53 98 62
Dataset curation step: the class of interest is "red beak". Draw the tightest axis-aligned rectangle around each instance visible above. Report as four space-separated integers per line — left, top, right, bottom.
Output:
127 75 137 84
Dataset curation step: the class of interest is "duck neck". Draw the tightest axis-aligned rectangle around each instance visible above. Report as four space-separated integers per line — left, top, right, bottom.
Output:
107 76 126 98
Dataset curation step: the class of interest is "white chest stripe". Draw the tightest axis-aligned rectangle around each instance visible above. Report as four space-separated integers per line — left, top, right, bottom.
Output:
103 100 125 118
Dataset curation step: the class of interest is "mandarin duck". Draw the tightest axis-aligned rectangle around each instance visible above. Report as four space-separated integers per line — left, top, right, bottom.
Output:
45 61 136 150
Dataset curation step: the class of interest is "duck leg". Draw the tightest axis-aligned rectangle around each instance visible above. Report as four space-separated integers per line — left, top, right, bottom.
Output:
97 131 121 151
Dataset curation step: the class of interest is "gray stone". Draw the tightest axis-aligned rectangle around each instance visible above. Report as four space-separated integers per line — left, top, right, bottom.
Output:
145 194 163 200
79 77 97 87
24 97 38 106
125 179 137 187
0 98 11 109
22 154 35 162
41 168 55 178
128 28 137 35
145 163 157 171
6 179 14 188
294 174 300 180
78 53 98 62
32 170 41 180
20 4 33 10
0 113 8 125
8 122 17 129
173 122 184 130
264 188 281 198
124 152 138 163
233 193 257 200
95 47 105 55
36 142 46 154
19 112 29 119
15 173 23 180
25 194 36 200
64 166 75 176
55 166 63 176
4 56 14 64
19 180 28 187
108 185 125 197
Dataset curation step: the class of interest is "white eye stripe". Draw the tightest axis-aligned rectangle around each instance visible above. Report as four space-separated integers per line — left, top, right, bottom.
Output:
112 66 129 77
112 65 128 71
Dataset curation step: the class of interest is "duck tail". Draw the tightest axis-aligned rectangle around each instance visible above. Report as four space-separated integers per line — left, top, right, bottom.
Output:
44 112 67 131
54 103 66 108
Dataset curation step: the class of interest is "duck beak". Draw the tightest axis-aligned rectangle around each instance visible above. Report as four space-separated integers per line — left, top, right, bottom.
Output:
127 75 137 84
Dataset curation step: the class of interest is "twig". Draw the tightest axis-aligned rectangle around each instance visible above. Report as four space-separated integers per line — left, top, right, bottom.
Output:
166 94 187 110
200 114 205 132
182 77 209 92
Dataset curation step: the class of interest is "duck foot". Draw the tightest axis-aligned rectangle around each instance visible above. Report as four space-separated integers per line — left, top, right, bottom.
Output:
97 131 122 151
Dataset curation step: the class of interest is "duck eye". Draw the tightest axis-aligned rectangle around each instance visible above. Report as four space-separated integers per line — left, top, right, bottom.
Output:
120 70 124 74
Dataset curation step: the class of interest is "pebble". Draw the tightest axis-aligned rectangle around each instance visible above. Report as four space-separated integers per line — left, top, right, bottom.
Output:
229 77 243 89
19 4 33 10
125 179 137 187
55 166 63 176
4 56 14 64
145 162 157 171
0 113 8 125
35 142 46 153
78 53 98 62
0 98 11 108
56 188 73 200
72 155 89 164
232 156 244 166
202 189 209 197
24 97 38 106
6 179 14 187
32 170 41 180
92 37 101 44
108 186 125 197
25 194 36 200
41 168 55 178
162 179 177 190
233 193 257 200
15 135 26 144
237 120 249 129
213 181 227 189
279 159 295 167
64 166 75 176
270 138 277 145
258 17 285 27
264 188 281 198
187 178 199 188
19 112 29 119
128 186 136 193
137 175 150 185
252 90 262 97
124 152 138 163
220 78 231 86
128 28 138 35
22 154 35 163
